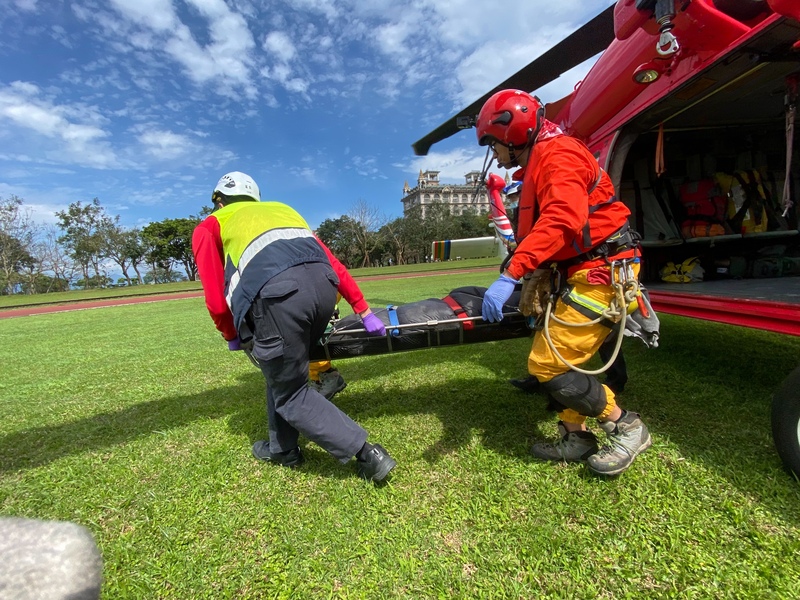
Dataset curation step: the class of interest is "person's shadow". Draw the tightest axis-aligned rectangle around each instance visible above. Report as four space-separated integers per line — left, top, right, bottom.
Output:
3 321 798 525
0 379 262 473
284 321 800 525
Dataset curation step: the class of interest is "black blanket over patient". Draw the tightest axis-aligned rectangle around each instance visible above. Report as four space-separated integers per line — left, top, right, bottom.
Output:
309 286 529 361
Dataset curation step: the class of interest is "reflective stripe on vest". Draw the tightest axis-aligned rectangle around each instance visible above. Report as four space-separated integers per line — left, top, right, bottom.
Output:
213 201 327 332
560 285 615 328
225 227 314 308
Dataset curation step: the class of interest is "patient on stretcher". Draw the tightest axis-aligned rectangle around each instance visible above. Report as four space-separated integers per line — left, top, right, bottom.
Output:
309 286 528 360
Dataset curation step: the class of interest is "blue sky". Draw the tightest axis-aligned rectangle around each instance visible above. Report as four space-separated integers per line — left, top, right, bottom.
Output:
0 0 611 231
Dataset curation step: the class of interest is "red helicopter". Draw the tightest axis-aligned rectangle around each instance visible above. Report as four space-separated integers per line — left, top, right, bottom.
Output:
412 0 800 478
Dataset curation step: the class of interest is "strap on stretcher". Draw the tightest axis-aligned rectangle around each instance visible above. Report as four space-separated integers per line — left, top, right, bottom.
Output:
311 310 531 362
386 305 401 337
441 295 474 330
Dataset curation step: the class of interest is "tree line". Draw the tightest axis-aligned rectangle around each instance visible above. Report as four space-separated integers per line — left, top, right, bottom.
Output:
316 199 490 269
0 195 201 294
0 195 491 295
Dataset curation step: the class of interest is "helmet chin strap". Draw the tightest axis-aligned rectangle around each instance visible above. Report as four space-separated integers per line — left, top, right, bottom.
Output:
507 106 545 167
506 122 541 168
501 149 520 169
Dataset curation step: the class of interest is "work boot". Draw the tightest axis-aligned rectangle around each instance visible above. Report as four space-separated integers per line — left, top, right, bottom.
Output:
509 374 541 394
356 444 397 482
530 422 599 462
251 441 305 468
310 370 347 400
588 411 652 476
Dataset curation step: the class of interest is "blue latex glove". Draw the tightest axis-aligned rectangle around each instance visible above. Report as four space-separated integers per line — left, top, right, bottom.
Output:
482 275 518 323
227 337 242 351
362 312 387 336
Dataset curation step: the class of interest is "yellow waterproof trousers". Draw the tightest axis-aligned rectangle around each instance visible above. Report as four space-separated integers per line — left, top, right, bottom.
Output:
527 264 639 425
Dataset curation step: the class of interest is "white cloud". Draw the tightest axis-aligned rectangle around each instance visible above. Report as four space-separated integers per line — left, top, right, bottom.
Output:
107 0 258 99
0 180 80 225
402 146 492 183
288 166 317 181
0 81 118 169
283 0 339 21
23 202 63 224
260 30 312 98
263 31 297 63
372 18 417 66
356 0 611 107
13 0 38 10
109 0 177 32
137 129 193 160
453 24 577 105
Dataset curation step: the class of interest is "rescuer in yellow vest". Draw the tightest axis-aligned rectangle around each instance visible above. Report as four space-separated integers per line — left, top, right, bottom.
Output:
192 171 396 482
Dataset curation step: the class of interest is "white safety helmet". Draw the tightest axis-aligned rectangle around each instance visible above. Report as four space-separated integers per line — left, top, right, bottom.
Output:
503 181 521 231
503 181 522 197
212 171 261 204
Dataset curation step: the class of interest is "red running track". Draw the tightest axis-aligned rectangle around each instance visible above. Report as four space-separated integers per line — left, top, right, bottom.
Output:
0 267 498 319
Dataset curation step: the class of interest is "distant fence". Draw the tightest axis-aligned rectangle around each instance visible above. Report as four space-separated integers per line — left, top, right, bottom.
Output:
431 237 506 261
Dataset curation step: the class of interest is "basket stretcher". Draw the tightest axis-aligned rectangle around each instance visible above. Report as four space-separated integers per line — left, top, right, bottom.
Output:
309 286 530 361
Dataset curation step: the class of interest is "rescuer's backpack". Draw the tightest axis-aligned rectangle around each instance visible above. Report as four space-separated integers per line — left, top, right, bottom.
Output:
659 256 705 283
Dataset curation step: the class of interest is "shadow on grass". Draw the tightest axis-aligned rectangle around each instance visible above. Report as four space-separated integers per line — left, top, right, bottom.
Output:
294 320 800 517
3 316 798 518
0 341 548 482
0 381 261 474
615 316 800 482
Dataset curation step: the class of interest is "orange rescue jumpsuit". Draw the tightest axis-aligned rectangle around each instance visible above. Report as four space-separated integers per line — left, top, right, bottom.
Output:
504 134 637 425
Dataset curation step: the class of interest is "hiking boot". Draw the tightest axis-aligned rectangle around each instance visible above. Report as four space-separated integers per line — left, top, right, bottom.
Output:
310 370 347 400
252 441 305 468
509 374 541 394
531 423 599 462
587 411 652 476
356 444 396 482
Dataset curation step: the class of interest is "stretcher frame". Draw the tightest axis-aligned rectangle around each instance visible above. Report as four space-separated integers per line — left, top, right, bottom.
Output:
309 312 531 361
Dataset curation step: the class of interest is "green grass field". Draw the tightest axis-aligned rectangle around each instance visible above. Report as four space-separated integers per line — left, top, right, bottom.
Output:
1 267 799 598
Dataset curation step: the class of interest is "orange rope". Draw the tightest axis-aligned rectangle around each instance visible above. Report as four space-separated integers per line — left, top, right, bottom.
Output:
655 122 666 177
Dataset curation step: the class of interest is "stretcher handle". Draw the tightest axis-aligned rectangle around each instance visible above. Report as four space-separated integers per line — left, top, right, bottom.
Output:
328 312 523 338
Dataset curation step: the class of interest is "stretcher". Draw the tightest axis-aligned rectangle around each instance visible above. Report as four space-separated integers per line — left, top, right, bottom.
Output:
309 286 531 361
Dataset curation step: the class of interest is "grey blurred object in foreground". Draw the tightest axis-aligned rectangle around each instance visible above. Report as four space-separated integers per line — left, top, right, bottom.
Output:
0 517 103 600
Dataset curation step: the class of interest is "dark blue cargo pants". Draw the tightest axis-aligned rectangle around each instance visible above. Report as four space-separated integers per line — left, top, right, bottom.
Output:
248 262 367 463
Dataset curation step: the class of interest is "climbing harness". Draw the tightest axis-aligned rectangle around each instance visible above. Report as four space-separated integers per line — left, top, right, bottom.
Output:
540 258 641 376
533 219 643 376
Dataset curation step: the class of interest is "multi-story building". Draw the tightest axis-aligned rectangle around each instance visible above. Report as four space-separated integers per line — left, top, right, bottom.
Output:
401 170 508 218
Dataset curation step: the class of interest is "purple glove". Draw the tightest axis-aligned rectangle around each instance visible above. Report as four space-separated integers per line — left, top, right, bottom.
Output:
227 337 242 351
362 312 387 336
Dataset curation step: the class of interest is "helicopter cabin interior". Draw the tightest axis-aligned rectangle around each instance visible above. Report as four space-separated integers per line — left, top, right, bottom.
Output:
605 17 800 297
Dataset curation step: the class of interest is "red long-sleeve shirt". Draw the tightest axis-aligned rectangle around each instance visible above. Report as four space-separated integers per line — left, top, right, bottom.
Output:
192 215 369 341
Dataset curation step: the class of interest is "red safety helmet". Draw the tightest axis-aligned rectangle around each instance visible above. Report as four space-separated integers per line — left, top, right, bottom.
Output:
476 89 544 149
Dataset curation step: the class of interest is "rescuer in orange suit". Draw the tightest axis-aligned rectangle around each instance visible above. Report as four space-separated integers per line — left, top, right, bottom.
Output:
502 181 629 397
476 90 651 476
308 297 347 400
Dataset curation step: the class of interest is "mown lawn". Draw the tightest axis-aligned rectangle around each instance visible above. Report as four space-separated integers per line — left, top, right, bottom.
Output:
1 270 799 598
